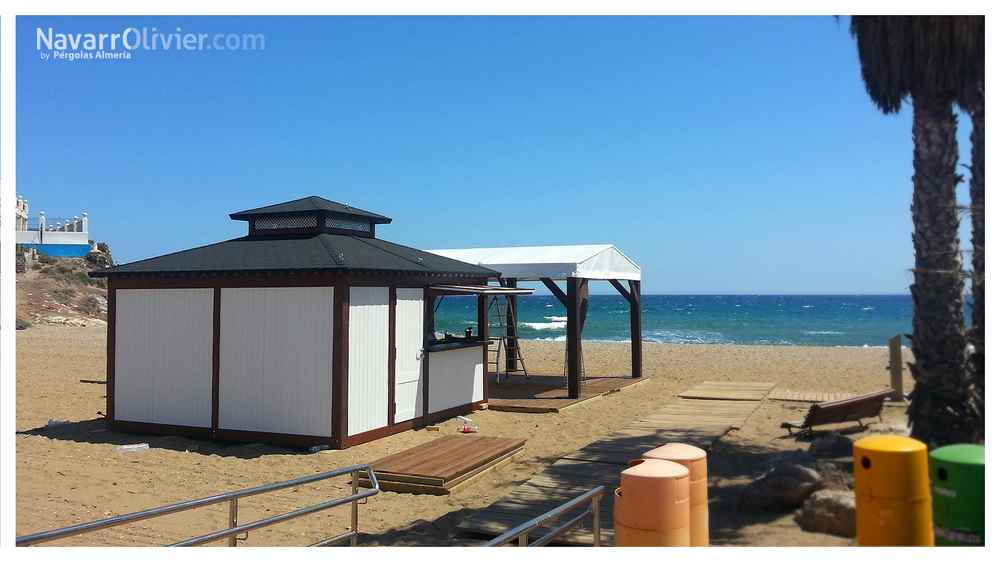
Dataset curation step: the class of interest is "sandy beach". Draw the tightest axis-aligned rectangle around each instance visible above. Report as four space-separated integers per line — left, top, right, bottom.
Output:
16 325 912 546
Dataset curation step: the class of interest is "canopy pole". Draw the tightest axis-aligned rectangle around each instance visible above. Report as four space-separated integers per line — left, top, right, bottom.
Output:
628 280 642 379
566 277 587 399
502 278 519 372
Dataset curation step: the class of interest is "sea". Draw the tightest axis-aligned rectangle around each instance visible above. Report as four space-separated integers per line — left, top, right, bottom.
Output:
432 294 915 348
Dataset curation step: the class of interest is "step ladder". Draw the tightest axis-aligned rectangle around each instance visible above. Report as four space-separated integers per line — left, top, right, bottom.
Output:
488 296 528 383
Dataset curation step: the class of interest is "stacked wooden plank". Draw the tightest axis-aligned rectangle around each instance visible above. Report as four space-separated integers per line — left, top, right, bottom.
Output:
677 380 777 401
361 435 526 495
457 382 773 545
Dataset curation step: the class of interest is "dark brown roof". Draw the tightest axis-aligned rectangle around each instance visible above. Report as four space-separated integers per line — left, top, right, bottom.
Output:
91 233 496 278
229 196 392 224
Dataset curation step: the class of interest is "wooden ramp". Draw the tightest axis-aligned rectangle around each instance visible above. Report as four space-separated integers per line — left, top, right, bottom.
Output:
487 375 647 413
456 386 767 544
361 435 525 495
677 380 776 401
767 389 858 403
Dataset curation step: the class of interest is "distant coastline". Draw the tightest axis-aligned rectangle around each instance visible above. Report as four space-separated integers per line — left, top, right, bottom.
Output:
434 294 915 348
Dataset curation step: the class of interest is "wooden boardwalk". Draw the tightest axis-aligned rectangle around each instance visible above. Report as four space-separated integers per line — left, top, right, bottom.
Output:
677 380 776 401
487 375 647 413
457 382 772 544
767 389 858 403
360 435 525 495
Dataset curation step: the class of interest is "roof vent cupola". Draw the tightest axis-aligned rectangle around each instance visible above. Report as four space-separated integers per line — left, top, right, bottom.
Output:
229 196 392 238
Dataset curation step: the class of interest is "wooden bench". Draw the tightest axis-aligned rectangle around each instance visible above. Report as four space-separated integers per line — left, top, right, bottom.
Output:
781 389 894 435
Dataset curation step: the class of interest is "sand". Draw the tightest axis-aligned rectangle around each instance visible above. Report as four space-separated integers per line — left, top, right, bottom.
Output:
15 325 912 546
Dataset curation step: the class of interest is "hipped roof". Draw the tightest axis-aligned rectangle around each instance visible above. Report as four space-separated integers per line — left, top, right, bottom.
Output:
92 233 496 278
229 196 392 224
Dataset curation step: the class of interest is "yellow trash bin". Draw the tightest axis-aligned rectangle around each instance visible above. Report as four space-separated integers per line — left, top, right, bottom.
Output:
642 443 709 546
614 458 690 546
853 435 933 546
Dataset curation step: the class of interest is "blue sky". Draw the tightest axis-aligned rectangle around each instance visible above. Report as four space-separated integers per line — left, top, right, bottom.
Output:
17 16 973 294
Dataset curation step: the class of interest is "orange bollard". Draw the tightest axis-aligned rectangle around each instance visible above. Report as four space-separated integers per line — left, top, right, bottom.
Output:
614 459 690 546
853 435 934 546
642 443 709 545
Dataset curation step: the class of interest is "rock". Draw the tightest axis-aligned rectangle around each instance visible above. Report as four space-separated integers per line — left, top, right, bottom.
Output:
85 244 114 269
809 432 854 458
739 462 824 511
36 315 107 328
796 489 856 537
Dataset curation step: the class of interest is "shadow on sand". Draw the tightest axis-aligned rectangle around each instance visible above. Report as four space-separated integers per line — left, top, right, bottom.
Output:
362 428 843 546
17 417 310 459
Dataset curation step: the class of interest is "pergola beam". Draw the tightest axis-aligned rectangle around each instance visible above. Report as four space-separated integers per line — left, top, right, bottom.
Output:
539 277 568 307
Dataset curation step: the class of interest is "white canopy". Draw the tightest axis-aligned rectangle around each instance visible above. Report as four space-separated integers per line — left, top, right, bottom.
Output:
428 244 641 282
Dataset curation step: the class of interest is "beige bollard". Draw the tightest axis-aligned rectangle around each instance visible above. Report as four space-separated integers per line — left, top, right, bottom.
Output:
642 443 709 546
614 459 690 546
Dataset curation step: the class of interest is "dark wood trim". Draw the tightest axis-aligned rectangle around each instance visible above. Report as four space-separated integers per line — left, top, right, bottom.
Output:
106 279 116 422
388 287 397 427
111 420 334 449
628 280 642 379
332 281 350 448
342 400 486 448
111 420 211 440
214 427 333 448
93 270 489 286
539 277 568 307
211 287 221 434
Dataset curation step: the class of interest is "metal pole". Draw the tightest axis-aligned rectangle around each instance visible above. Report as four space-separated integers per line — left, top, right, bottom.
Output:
591 495 601 546
228 499 238 547
350 469 359 546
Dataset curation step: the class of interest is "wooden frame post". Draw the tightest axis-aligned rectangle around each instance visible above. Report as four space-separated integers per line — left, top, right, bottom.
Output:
628 280 642 379
566 277 586 399
332 281 350 448
502 277 519 372
611 279 642 379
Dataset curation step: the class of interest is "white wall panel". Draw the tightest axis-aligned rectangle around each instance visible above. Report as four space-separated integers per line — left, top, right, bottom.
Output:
348 287 390 436
115 288 213 427
428 346 483 414
394 289 424 423
219 287 334 437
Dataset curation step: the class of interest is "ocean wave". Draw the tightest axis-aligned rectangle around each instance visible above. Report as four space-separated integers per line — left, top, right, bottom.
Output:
521 321 566 331
642 329 730 344
861 306 875 311
801 305 814 309
544 316 568 322
804 330 845 335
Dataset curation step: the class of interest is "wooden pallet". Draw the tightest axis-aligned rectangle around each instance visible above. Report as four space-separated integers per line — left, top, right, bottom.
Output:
767 389 859 403
360 435 525 495
487 376 647 413
677 380 777 401
456 388 766 544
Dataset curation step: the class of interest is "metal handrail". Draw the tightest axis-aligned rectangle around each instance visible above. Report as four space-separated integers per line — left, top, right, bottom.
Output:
16 463 380 547
483 486 604 547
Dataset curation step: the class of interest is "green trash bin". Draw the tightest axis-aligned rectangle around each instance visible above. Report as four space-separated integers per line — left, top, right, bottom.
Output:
929 444 984 546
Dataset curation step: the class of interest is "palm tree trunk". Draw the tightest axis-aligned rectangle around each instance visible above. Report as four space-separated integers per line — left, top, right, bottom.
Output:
968 89 985 440
906 93 976 447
